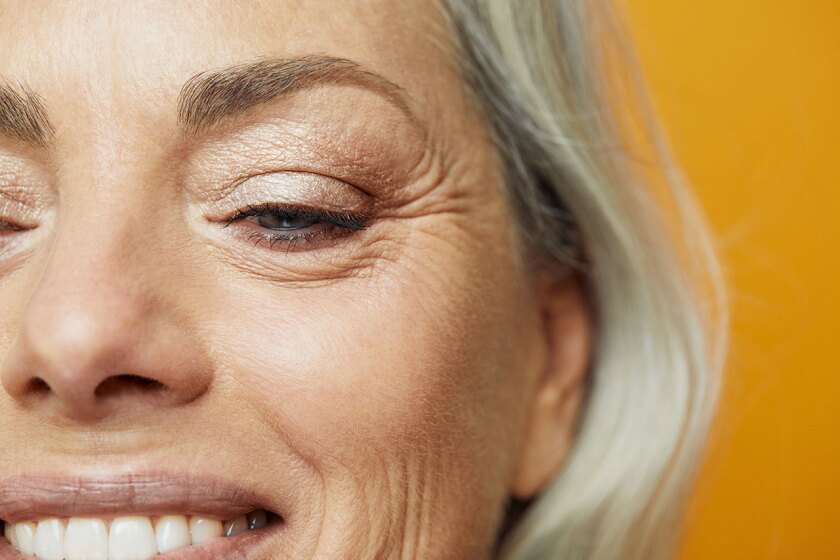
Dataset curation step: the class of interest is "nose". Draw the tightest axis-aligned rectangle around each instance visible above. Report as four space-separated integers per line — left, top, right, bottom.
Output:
0 210 213 423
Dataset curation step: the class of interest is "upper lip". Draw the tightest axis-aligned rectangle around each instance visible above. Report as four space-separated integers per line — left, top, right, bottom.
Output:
0 472 279 523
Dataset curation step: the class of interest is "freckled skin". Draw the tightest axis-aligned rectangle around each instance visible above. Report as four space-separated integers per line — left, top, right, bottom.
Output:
0 2 583 558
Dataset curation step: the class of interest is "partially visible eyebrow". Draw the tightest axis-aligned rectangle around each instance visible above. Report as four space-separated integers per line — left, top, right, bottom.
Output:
178 55 419 135
0 83 54 147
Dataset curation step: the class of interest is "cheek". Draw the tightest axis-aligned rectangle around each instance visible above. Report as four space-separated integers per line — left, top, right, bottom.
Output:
214 267 517 458
194 190 543 555
204 226 537 472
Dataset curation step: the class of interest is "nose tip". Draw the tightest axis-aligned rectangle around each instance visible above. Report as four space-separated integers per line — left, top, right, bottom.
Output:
1 284 213 423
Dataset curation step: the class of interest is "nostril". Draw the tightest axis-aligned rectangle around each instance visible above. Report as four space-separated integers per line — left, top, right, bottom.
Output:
28 378 51 394
94 374 165 398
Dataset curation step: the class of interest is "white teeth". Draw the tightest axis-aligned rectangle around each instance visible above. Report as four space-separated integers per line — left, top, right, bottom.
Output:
223 515 249 537
188 517 223 545
33 518 65 560
64 518 109 560
3 510 274 558
15 521 37 555
108 517 157 560
154 515 190 554
4 522 18 550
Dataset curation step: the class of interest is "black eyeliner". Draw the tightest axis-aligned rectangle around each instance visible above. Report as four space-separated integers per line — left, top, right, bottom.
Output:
224 203 369 232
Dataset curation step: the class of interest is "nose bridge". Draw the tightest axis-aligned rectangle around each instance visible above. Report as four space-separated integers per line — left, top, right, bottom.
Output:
0 177 213 421
19 213 144 384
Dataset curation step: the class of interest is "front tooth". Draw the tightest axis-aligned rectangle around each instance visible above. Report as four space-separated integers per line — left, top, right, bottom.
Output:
247 510 268 530
33 518 65 560
155 515 190 554
65 518 109 560
15 521 37 555
223 515 249 537
189 517 223 545
108 517 157 560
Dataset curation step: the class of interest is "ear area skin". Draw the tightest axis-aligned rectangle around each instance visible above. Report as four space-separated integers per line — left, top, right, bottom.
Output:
510 269 593 500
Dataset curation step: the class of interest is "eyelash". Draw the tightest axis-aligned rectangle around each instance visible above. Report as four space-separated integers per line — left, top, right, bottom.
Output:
0 218 26 233
222 202 370 251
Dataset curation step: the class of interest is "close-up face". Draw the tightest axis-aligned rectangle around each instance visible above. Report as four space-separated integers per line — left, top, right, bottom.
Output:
0 1 590 558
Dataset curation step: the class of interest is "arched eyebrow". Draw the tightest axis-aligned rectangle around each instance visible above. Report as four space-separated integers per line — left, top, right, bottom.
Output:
0 83 54 148
0 57 419 148
177 55 422 136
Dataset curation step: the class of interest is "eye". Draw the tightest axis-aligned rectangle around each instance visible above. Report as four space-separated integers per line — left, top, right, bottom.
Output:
0 217 37 262
222 203 369 251
0 218 29 234
255 211 319 231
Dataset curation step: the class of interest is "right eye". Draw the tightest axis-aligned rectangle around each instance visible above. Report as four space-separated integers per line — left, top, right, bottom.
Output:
0 217 34 234
0 217 37 263
0 218 23 231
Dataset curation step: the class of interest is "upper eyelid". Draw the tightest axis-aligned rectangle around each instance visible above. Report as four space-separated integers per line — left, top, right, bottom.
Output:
205 169 366 207
201 170 374 221
0 186 43 212
0 202 40 228
178 85 425 199
0 154 55 207
0 189 31 206
238 170 365 193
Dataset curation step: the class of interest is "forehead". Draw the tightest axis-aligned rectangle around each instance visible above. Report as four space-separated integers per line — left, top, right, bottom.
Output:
0 0 459 136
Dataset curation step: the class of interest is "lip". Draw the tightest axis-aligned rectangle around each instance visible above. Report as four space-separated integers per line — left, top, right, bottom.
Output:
0 472 287 559
0 473 284 523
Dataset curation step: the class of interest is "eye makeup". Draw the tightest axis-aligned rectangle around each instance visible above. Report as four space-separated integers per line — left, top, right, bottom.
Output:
182 87 431 266
201 170 375 255
0 156 52 246
221 202 370 252
0 214 38 264
180 85 431 210
0 189 41 256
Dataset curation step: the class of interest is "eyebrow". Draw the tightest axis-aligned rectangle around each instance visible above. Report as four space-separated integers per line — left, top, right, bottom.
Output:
0 56 416 149
177 55 419 135
0 83 54 147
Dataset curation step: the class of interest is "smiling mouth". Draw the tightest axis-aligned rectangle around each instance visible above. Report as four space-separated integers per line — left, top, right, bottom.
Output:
1 510 280 559
0 474 285 560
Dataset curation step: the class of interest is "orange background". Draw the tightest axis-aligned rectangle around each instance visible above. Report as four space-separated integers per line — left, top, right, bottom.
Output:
625 2 840 559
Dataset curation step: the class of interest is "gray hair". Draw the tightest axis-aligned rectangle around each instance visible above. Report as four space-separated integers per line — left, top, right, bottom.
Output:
439 1 727 559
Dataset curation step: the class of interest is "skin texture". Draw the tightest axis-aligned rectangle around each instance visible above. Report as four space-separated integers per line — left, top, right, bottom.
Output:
0 1 591 558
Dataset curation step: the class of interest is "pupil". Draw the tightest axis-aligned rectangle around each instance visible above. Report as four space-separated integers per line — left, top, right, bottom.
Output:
259 213 314 230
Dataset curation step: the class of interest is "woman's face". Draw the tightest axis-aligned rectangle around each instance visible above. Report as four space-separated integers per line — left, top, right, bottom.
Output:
0 2 586 558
